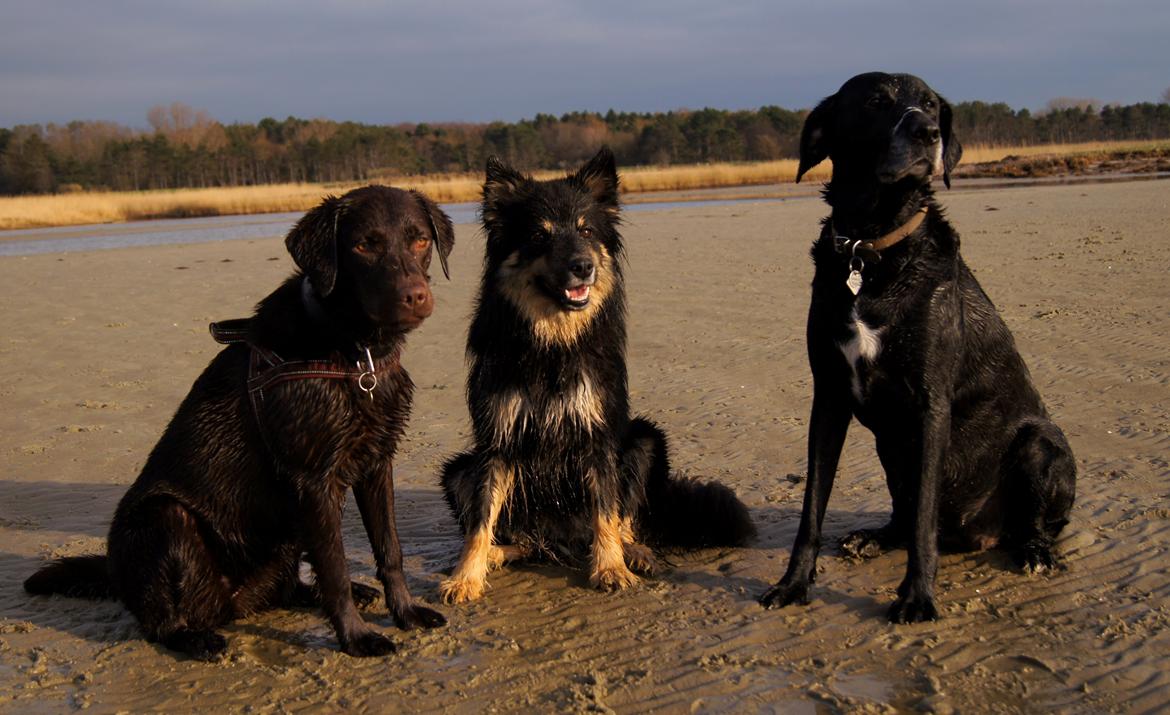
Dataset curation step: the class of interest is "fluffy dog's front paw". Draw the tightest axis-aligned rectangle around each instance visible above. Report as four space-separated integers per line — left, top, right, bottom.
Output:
340 630 397 657
393 603 447 630
438 576 485 604
888 588 939 624
758 577 810 609
590 564 639 592
623 543 658 575
839 528 893 560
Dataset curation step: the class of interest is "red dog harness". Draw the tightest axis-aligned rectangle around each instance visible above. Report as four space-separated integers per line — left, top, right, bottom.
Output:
209 319 399 416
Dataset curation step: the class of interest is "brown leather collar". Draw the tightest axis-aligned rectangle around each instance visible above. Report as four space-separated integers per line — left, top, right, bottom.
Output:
833 207 928 263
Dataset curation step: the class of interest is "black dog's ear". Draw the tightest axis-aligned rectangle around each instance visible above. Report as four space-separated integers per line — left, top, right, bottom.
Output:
482 155 527 228
411 189 454 280
938 96 962 189
796 96 836 183
286 194 345 296
573 146 620 211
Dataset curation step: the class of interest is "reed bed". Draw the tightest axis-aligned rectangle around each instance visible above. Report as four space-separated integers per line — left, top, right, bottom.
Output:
2 140 1165 231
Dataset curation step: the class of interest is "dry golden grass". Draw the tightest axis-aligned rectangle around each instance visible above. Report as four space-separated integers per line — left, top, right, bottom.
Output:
2 139 1166 231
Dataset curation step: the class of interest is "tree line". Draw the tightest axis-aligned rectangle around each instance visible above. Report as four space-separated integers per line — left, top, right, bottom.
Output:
2 99 1169 195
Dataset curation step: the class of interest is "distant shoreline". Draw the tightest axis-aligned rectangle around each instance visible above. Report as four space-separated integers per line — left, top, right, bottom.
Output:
1 140 1165 232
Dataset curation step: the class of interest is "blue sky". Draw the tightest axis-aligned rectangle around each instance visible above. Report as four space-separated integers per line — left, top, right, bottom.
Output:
2 0 1167 128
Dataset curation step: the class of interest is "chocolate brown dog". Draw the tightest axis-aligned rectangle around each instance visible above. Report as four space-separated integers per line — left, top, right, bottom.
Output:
25 185 454 659
758 73 1076 622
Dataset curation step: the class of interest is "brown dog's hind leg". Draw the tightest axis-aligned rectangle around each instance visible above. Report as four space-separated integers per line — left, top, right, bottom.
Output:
109 499 234 661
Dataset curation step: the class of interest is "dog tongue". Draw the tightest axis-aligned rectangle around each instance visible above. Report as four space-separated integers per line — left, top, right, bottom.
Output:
566 285 590 302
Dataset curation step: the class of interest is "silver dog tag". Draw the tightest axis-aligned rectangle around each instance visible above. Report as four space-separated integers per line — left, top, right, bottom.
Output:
846 269 863 295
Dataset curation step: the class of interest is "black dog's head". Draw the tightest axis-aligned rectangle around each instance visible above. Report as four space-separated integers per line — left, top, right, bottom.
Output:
797 72 962 189
286 185 454 332
480 147 623 346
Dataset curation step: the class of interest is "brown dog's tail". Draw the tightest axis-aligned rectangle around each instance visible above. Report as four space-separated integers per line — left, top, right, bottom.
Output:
24 556 114 599
630 418 756 548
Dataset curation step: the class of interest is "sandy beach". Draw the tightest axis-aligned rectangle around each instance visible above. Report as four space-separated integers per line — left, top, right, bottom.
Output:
1 178 1168 713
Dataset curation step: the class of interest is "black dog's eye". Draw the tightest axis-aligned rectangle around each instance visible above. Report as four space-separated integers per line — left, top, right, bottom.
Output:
579 227 593 239
923 98 937 111
866 94 893 110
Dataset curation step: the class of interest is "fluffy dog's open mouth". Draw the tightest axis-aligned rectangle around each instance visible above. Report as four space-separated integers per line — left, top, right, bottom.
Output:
564 285 591 307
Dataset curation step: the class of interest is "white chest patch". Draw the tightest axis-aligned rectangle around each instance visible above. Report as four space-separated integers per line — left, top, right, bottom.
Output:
485 374 603 447
838 306 884 401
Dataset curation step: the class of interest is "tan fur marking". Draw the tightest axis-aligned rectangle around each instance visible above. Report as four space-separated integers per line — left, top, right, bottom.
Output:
487 544 529 571
540 219 554 233
439 462 514 604
485 372 604 445
497 244 616 347
590 508 639 591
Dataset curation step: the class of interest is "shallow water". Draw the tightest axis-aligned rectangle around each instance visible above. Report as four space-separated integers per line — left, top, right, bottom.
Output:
0 197 788 257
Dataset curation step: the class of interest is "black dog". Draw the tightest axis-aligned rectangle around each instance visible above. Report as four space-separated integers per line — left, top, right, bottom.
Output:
758 73 1076 622
25 185 454 659
438 148 754 603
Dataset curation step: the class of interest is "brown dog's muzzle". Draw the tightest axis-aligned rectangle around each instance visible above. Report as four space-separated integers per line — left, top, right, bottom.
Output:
398 276 433 322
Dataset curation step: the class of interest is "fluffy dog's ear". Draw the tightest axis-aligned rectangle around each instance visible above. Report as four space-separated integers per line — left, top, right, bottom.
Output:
286 194 345 296
482 156 527 229
938 96 962 189
796 96 835 183
573 146 620 211
411 190 454 279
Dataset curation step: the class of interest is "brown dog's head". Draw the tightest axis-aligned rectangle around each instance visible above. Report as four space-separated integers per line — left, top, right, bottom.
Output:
285 185 454 331
797 72 962 189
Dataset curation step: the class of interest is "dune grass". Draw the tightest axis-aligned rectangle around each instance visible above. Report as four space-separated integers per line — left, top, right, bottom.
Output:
2 139 1166 231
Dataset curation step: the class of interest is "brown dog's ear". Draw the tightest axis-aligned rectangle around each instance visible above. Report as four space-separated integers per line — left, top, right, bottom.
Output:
938 96 962 189
573 146 620 211
796 96 835 183
285 194 345 296
411 189 454 279
482 155 527 229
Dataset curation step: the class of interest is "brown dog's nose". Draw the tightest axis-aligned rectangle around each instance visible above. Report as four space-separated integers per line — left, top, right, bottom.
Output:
399 280 433 316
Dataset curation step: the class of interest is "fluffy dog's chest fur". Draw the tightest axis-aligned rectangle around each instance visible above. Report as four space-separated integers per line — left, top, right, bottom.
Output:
483 372 605 449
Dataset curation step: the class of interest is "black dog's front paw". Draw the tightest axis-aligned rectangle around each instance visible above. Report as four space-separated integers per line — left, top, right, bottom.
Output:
888 587 939 624
758 577 810 609
340 630 397 657
393 604 447 630
1017 539 1065 575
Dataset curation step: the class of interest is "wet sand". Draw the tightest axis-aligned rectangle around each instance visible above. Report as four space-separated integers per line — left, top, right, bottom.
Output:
1 180 1168 713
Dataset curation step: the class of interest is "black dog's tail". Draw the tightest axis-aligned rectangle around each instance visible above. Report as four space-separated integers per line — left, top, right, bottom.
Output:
24 555 115 599
631 419 756 548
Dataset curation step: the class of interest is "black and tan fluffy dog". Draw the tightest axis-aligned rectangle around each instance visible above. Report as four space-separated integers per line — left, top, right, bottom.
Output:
438 148 754 603
758 73 1076 622
25 185 453 659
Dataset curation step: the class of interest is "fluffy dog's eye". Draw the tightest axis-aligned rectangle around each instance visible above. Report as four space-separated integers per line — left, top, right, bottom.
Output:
353 240 373 254
579 227 593 239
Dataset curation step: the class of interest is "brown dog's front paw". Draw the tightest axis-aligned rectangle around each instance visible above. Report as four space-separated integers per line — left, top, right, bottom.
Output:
590 564 639 592
340 630 397 657
623 543 658 575
394 604 447 630
438 576 485 604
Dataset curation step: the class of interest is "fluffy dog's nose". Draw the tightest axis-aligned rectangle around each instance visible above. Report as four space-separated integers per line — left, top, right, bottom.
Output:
570 257 595 281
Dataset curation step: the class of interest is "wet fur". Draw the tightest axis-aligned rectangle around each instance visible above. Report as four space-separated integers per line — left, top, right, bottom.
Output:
24 186 454 659
439 148 754 603
759 73 1076 623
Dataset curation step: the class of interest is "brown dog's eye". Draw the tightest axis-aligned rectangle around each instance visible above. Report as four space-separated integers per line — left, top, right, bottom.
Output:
579 227 593 239
413 236 430 251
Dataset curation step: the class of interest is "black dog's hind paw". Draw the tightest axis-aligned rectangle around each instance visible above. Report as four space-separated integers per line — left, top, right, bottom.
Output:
758 578 810 609
341 630 397 657
888 590 939 624
1017 539 1065 575
162 628 228 662
839 527 900 560
393 604 447 630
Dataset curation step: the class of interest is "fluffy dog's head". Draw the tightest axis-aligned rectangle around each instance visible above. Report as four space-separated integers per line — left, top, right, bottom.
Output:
797 72 962 189
286 185 454 333
480 147 623 347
